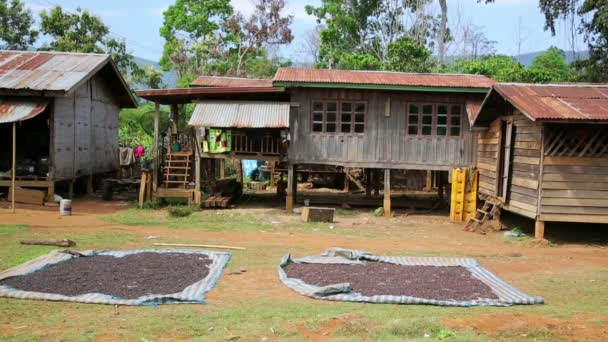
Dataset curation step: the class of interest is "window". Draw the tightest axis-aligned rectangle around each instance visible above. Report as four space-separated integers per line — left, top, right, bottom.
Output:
312 100 366 134
407 103 462 137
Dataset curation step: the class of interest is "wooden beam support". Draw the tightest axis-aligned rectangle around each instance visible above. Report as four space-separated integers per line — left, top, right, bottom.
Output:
534 219 545 240
286 163 296 213
11 122 16 213
384 168 391 217
152 101 160 192
425 170 432 192
365 168 372 198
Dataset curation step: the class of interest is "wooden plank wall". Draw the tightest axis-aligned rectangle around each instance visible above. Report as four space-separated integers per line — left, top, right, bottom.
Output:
288 88 479 170
540 155 608 224
477 111 542 219
477 118 500 196
53 74 120 180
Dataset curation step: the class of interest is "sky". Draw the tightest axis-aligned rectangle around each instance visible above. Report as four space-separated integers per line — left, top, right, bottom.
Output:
22 0 584 63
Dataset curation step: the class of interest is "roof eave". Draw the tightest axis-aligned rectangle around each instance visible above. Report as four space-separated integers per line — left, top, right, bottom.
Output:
272 81 490 93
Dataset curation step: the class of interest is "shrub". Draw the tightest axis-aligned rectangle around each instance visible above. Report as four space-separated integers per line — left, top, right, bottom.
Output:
141 200 161 210
167 205 199 218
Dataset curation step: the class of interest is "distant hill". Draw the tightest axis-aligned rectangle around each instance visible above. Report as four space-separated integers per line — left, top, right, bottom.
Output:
133 56 178 89
515 50 589 67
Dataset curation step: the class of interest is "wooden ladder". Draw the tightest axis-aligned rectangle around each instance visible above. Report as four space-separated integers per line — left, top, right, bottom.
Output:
163 151 192 189
464 198 502 232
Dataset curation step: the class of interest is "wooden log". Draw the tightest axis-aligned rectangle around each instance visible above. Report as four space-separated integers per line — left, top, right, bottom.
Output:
301 207 335 223
153 243 245 250
11 122 16 212
21 239 75 247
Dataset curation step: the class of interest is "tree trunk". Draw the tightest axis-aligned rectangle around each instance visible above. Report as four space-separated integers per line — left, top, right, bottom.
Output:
438 0 448 65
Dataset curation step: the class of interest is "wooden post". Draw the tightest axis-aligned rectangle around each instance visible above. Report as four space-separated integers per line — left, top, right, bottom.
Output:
286 163 296 213
138 172 147 208
194 128 201 206
343 168 350 192
269 162 275 186
373 169 380 196
152 101 160 192
86 175 94 195
11 122 16 213
219 159 225 179
170 104 178 134
365 168 372 198
236 160 243 183
535 219 545 240
425 170 432 192
47 181 55 203
68 179 74 199
384 169 391 217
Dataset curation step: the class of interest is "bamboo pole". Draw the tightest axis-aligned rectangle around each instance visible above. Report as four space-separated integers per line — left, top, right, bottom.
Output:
153 243 245 250
11 122 16 213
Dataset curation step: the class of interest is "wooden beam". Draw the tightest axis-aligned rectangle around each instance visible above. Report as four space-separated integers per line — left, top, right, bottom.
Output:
365 168 372 198
153 101 160 192
11 122 16 213
286 163 296 213
534 219 545 240
384 168 391 217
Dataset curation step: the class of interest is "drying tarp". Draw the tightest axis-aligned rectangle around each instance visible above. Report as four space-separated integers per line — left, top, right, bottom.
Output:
0 249 231 305
279 248 544 307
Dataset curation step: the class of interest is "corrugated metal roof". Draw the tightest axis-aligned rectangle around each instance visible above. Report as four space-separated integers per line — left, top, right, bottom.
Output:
494 83 608 121
0 99 48 123
189 101 290 128
0 50 137 108
191 76 273 88
273 67 495 89
465 99 483 125
0 50 109 92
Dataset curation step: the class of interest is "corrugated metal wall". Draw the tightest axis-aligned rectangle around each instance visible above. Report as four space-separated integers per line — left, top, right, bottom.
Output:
52 74 119 179
288 88 478 170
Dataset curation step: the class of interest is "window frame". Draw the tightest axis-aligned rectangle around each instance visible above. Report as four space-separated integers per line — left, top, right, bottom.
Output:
406 102 463 138
310 99 367 136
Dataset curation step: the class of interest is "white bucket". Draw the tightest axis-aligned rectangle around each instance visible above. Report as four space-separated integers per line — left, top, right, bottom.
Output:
59 199 72 216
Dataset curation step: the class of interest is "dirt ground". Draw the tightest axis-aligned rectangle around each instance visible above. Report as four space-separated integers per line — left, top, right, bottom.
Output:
0 196 607 341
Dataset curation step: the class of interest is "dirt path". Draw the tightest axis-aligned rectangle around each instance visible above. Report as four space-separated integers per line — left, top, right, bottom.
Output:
1 200 608 340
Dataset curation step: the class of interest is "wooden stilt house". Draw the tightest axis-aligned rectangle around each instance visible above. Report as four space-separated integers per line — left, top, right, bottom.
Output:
473 83 608 238
0 50 137 203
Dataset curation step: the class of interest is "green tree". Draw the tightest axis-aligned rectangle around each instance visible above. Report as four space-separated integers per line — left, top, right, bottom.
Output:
449 55 526 82
337 53 383 70
39 6 140 80
119 104 170 161
159 0 232 79
0 0 38 50
384 36 435 72
576 0 608 81
305 0 381 68
524 46 573 83
133 65 165 89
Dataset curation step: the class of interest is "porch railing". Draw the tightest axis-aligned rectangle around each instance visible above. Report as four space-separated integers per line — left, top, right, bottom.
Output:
232 132 281 155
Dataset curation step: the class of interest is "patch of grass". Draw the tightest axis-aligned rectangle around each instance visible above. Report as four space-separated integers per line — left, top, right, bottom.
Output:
101 209 271 232
0 225 28 236
336 208 359 216
0 225 139 271
141 200 161 210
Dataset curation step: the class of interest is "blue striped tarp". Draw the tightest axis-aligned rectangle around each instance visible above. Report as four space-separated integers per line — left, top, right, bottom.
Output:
279 248 543 307
0 249 231 305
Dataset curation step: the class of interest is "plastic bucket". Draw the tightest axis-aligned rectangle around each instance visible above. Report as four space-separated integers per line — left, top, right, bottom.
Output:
59 199 72 216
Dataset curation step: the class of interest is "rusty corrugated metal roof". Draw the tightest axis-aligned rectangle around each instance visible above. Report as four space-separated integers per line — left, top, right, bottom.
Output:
494 83 608 121
0 99 48 123
0 50 109 92
189 101 290 128
273 67 495 89
0 50 137 108
191 76 273 88
465 99 483 125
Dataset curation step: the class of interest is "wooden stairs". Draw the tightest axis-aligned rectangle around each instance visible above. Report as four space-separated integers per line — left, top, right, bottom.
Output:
163 151 192 189
464 197 503 233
